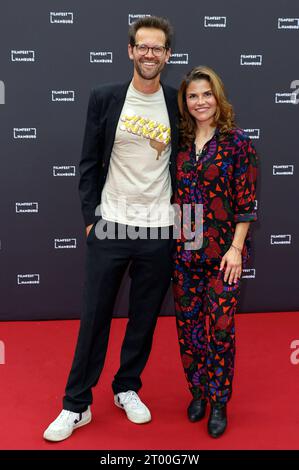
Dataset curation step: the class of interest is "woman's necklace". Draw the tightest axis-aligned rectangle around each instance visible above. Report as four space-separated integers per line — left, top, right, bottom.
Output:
195 147 204 160
195 129 216 161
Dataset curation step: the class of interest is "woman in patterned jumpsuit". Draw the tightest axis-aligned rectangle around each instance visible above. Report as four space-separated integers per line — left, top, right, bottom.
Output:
173 66 258 438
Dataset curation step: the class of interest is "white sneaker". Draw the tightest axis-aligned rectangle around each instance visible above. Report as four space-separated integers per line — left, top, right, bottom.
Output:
43 407 92 442
114 391 151 424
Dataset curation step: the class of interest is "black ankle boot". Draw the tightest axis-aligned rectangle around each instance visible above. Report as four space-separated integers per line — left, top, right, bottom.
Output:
208 403 227 438
187 399 207 422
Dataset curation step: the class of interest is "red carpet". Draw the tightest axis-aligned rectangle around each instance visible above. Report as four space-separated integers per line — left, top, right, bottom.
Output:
0 312 299 450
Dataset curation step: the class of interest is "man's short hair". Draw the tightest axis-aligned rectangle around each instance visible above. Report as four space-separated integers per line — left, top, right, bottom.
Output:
129 16 173 49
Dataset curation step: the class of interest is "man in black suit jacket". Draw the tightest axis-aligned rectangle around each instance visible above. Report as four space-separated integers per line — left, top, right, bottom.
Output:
44 16 178 442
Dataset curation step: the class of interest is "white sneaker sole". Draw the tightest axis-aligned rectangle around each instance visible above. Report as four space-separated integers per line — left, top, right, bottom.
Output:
43 413 92 442
114 399 151 424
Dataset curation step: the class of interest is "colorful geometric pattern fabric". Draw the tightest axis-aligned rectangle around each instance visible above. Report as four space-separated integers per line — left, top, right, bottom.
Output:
173 256 240 403
174 128 258 263
173 128 258 403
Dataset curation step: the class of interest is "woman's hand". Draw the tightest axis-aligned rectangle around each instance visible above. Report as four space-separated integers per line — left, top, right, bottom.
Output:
220 245 242 285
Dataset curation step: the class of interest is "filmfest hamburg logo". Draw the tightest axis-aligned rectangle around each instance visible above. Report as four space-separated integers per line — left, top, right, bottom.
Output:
275 93 297 104
53 166 76 176
128 14 151 25
204 16 227 28
278 18 299 29
13 128 37 139
275 80 299 105
16 202 38 213
54 239 77 249
17 274 40 285
90 52 113 63
242 269 256 279
11 50 35 62
243 129 260 139
270 235 292 245
50 12 74 24
168 53 189 65
273 165 294 176
51 90 75 102
240 55 262 66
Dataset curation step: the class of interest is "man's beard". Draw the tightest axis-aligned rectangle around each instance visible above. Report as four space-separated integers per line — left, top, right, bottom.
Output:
134 59 165 80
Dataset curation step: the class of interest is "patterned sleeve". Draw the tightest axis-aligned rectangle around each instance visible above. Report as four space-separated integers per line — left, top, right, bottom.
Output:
233 136 258 223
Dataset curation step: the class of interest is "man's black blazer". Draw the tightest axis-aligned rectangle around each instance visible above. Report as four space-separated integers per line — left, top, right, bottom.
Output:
78 81 179 227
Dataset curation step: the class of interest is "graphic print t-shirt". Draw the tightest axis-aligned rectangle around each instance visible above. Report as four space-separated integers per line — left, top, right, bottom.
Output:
100 82 173 227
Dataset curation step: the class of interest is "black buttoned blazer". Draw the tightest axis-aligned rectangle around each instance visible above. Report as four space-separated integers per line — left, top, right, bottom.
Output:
78 81 179 226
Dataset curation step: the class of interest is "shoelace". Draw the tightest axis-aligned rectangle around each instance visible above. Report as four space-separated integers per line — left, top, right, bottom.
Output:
121 391 141 408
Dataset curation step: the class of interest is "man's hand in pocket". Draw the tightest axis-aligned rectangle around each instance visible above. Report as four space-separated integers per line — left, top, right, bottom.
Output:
86 224 94 237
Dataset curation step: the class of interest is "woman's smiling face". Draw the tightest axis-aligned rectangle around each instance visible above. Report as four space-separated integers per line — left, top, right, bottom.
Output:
185 79 218 125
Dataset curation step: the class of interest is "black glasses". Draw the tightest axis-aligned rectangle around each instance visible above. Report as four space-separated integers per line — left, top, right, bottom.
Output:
134 44 168 57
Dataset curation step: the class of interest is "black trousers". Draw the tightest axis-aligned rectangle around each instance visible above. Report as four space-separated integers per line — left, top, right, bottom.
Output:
63 220 174 412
